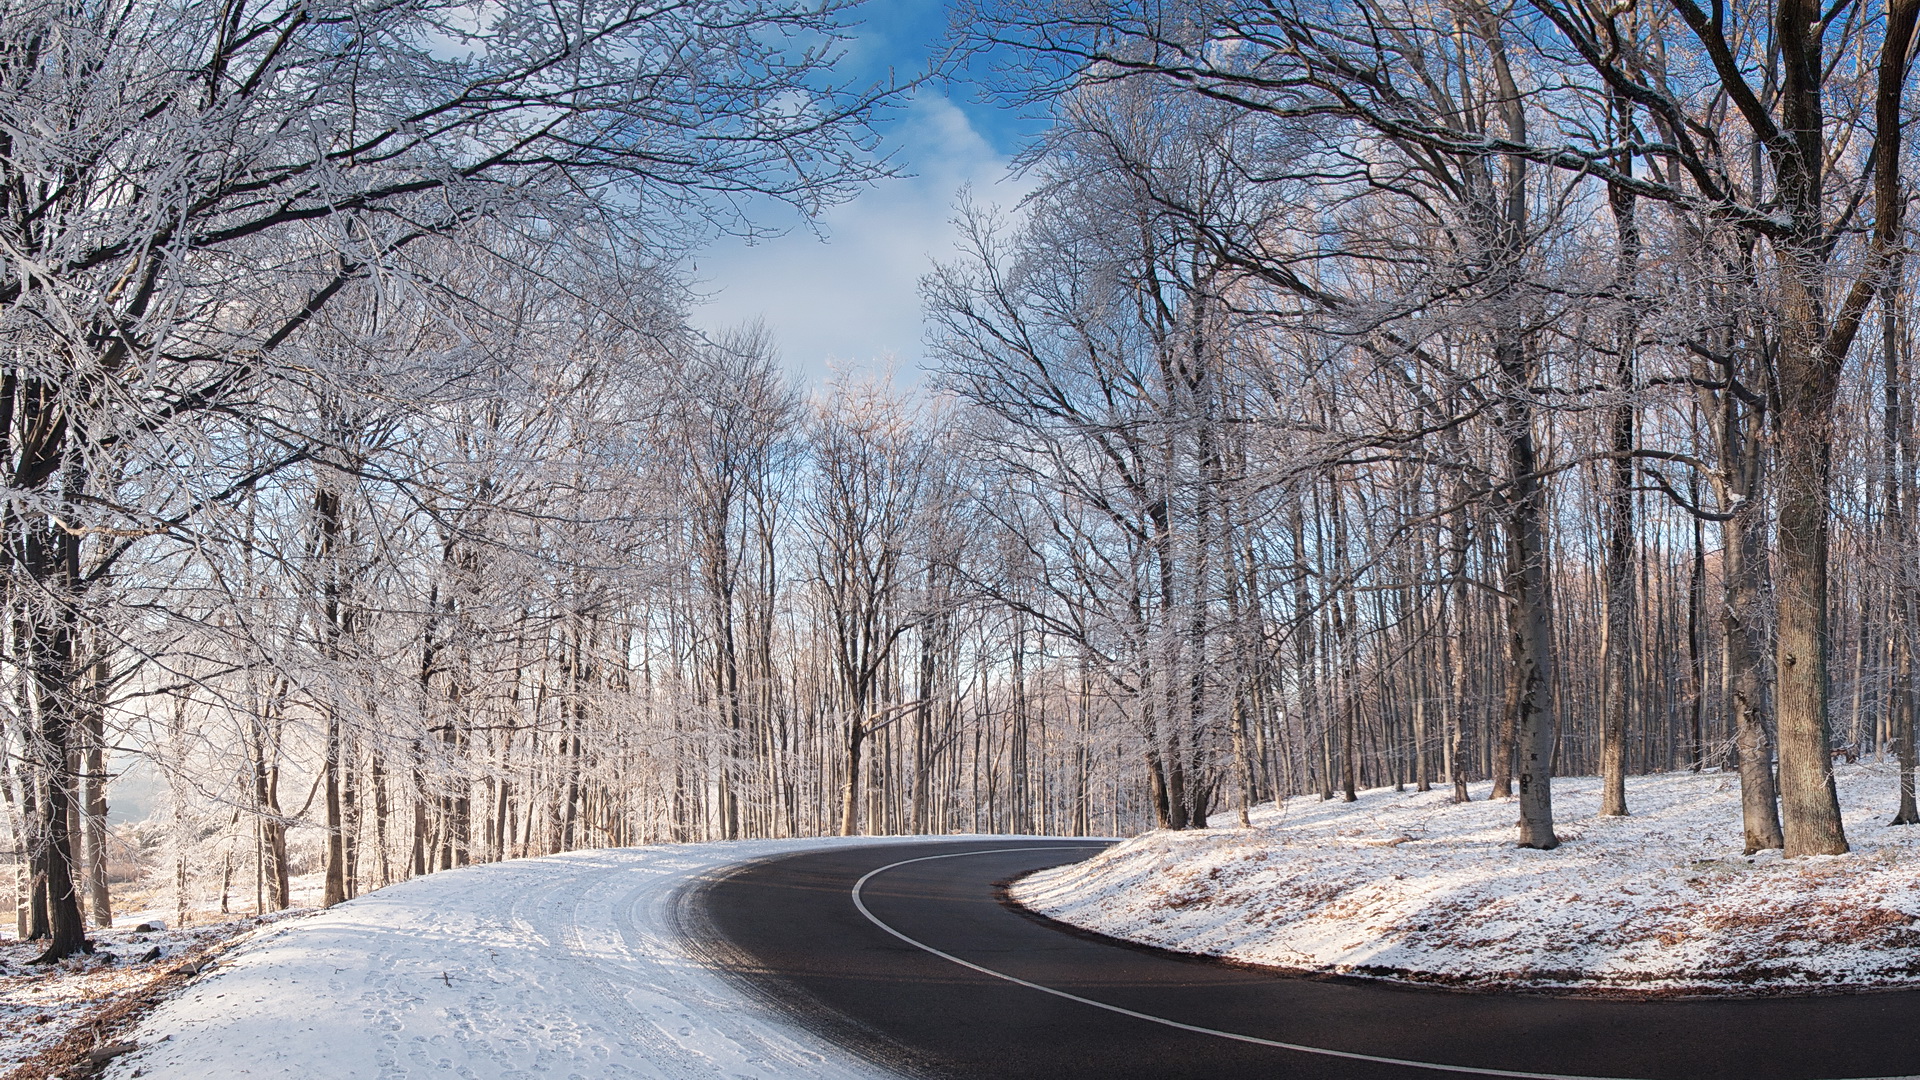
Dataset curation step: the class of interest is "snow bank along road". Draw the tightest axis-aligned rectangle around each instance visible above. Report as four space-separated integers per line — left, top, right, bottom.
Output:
695 839 1920 1080
104 838 904 1080
102 836 1920 1080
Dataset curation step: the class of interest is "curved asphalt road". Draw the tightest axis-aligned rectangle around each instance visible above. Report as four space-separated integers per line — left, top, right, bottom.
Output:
683 838 1920 1080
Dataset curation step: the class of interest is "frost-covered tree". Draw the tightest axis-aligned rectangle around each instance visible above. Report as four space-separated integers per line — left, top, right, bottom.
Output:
0 0 892 958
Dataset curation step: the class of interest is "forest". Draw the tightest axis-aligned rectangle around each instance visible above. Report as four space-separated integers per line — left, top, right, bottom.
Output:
3 0 1918 962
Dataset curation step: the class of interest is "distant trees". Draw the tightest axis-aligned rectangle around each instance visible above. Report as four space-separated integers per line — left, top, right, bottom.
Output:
804 377 929 836
669 326 798 840
926 88 1270 830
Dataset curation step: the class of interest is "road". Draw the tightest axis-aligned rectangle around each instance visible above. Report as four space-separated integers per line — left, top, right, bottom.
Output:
687 838 1920 1080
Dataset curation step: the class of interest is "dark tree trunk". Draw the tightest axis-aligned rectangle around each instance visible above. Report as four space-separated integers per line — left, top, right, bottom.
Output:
315 479 351 907
1599 176 1640 818
839 705 866 836
1884 246 1919 825
1686 483 1708 775
1010 621 1030 833
322 711 347 907
81 676 109 928
30 600 89 961
1771 314 1849 856
1497 329 1558 849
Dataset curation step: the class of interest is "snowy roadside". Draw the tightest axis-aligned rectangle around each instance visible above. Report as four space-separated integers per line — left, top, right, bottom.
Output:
100 838 906 1080
1012 765 1920 997
0 915 290 1078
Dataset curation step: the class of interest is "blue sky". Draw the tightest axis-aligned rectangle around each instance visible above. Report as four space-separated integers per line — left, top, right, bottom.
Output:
687 1 1042 384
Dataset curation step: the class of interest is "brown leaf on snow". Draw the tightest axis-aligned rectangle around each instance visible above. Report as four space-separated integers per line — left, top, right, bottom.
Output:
1703 900 1915 943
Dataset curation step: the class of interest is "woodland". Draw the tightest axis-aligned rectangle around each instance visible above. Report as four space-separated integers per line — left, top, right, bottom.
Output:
3 0 1919 963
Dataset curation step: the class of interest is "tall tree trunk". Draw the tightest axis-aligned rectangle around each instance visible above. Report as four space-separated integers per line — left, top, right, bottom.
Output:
1010 620 1030 833
28 530 90 959
1722 445 1787 852
839 709 866 836
1772 300 1849 856
1288 499 1322 806
1887 273 1919 824
1328 477 1358 802
322 711 347 906
371 748 391 885
1599 175 1640 817
81 665 110 928
1447 499 1473 804
1498 333 1558 849
317 480 350 907
1754 0 1920 855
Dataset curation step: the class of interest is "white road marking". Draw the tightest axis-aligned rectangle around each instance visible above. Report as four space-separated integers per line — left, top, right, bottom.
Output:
850 845 1920 1080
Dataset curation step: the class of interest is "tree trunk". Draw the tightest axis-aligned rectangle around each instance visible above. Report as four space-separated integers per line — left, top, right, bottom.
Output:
1720 442 1787 853
1010 622 1030 833
1144 739 1172 828
839 713 865 836
1330 476 1358 802
322 712 347 906
1771 329 1849 856
316 476 351 907
28 536 89 959
1599 177 1639 817
1687 478 1707 774
81 682 110 929
1499 336 1558 849
1447 501 1472 804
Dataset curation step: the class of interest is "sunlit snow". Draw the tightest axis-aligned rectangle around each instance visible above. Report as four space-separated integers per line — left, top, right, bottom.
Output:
1014 765 1920 996
105 840 900 1080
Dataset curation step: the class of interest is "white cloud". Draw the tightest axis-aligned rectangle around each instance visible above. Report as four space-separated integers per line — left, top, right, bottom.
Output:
687 94 1026 386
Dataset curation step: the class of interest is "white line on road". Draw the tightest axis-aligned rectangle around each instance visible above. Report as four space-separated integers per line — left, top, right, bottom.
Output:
849 845 1920 1080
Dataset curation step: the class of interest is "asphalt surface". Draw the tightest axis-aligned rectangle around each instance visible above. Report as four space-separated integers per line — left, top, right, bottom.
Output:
683 837 1920 1080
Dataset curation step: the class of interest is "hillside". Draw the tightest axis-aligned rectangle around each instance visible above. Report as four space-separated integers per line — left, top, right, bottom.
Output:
1011 766 1920 996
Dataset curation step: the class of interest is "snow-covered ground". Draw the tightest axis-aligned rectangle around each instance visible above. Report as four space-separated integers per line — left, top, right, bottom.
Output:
102 838 905 1080
1012 765 1920 996
0 914 279 1076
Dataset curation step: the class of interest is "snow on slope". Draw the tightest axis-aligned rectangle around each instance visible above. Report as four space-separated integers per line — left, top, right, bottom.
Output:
106 838 902 1080
0 915 279 1074
1012 765 1920 996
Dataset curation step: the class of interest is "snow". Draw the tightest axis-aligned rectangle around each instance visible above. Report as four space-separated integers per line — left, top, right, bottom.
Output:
104 838 907 1080
0 915 276 1074
1011 765 1920 996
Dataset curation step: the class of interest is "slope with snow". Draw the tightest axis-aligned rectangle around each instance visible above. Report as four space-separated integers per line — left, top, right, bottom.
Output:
1011 766 1920 995
104 838 903 1080
0 915 276 1076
